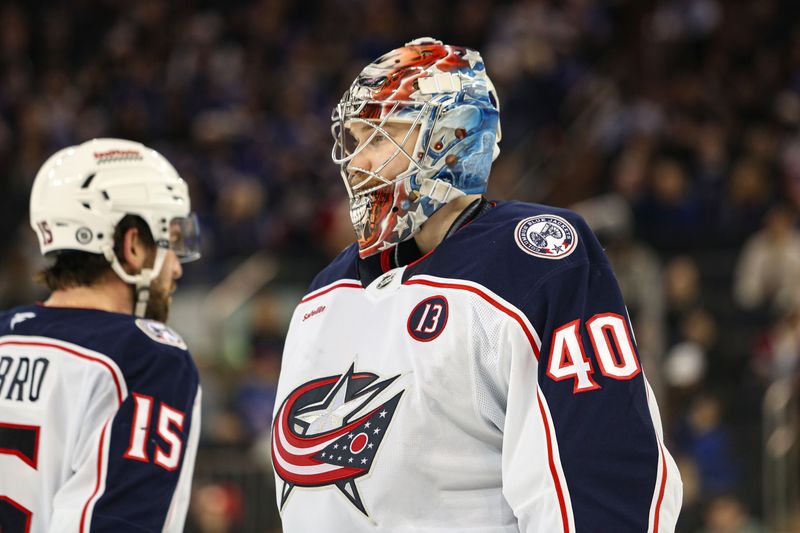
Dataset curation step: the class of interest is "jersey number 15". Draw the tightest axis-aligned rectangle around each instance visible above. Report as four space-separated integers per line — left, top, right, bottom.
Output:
124 393 186 471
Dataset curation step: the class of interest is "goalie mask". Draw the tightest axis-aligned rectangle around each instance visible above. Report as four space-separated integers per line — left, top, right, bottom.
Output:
29 138 201 317
332 37 501 258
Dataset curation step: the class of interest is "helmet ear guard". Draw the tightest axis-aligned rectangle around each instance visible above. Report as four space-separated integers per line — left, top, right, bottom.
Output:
331 39 501 258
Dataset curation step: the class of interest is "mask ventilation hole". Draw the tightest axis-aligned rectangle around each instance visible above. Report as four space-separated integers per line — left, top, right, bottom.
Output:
81 173 96 189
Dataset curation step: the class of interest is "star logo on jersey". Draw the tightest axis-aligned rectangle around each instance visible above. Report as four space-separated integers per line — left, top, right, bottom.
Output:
514 214 578 259
271 364 404 517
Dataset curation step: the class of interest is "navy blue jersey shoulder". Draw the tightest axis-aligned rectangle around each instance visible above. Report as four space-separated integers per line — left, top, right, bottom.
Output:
0 305 199 392
0 305 200 532
404 201 610 305
416 202 659 532
307 243 360 293
305 201 609 307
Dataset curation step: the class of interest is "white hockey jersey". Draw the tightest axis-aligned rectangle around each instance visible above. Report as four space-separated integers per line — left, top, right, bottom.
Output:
272 201 682 532
0 305 201 533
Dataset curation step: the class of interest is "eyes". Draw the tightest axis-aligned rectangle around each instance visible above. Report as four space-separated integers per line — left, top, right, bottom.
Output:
371 133 388 145
352 131 388 148
346 123 415 154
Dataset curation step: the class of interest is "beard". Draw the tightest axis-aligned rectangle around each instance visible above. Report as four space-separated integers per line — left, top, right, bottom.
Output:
143 280 173 323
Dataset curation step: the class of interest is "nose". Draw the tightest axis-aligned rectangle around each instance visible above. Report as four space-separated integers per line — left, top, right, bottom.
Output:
346 149 375 192
348 147 372 175
171 251 183 280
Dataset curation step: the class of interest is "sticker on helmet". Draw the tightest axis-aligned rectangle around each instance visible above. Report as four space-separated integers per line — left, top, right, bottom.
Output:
93 149 143 164
135 319 188 350
514 215 578 259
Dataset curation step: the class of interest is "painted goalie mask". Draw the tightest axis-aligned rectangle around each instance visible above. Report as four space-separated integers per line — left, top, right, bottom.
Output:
332 37 501 258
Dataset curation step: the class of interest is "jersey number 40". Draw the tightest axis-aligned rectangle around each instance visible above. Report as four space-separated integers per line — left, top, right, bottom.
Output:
547 313 640 394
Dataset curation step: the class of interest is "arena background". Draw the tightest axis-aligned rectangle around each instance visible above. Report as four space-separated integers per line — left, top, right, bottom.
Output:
1 1 799 531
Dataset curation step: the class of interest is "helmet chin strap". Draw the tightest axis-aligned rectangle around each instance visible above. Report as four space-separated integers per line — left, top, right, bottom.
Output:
102 245 169 318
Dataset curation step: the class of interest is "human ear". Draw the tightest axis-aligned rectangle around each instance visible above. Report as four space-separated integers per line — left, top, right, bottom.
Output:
121 227 148 272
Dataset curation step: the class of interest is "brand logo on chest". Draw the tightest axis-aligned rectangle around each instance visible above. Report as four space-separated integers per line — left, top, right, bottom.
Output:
375 272 395 289
407 295 449 342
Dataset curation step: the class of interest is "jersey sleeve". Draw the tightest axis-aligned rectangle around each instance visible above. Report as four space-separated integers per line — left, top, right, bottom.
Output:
50 344 201 533
501 220 682 532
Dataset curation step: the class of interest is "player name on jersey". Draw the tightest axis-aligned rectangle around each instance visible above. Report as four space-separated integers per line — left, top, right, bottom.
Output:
0 355 49 403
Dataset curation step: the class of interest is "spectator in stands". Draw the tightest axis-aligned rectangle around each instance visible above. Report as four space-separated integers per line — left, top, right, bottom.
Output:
734 205 800 312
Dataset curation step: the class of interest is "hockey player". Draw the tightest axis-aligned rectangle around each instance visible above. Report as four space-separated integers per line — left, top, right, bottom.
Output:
0 139 202 532
271 39 682 531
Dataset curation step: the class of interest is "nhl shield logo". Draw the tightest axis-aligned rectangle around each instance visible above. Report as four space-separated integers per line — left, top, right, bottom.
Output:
514 215 578 259
271 364 403 517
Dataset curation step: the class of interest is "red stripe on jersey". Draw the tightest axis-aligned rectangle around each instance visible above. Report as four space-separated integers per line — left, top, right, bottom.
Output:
404 278 541 360
653 443 668 533
405 277 569 532
645 384 669 533
406 248 436 269
0 340 123 405
80 421 109 533
537 393 570 533
380 248 392 273
300 282 362 304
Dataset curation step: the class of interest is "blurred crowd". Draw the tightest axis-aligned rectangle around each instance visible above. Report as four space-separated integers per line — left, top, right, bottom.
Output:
3 0 800 531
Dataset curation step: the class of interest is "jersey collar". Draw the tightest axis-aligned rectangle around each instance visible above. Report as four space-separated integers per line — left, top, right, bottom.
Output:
356 197 493 286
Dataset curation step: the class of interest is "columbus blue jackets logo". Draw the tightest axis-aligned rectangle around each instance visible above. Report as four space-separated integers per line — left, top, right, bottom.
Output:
514 215 578 259
271 365 403 516
135 319 188 350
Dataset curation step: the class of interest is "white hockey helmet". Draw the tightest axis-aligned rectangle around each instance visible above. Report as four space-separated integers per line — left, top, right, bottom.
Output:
29 138 200 315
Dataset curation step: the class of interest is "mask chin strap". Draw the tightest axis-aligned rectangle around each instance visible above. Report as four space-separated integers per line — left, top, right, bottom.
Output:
102 245 169 318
